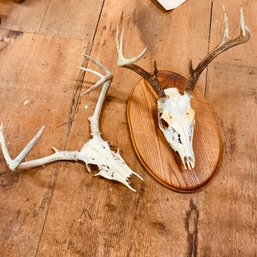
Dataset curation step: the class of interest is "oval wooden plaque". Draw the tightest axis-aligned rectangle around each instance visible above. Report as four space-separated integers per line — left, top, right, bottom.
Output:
127 71 222 192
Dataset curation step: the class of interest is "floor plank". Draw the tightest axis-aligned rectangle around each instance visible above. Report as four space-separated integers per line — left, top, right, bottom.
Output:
0 0 256 256
0 0 51 33
0 0 105 255
199 1 257 256
0 0 104 41
39 0 104 40
0 30 87 257
201 63 257 256
35 1 213 256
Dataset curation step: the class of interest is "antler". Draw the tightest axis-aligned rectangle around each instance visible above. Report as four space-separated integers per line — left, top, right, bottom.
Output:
0 124 79 170
0 124 46 170
186 6 250 95
116 27 166 98
80 55 113 137
0 56 143 191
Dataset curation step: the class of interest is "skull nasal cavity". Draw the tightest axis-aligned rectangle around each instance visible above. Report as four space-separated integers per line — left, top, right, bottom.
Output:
160 118 169 130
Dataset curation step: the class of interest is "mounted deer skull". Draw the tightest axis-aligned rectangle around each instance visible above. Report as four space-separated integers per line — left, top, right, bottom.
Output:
116 7 250 170
0 56 143 191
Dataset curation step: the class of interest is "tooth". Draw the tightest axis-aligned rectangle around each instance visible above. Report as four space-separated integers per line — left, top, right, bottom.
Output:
187 160 191 170
182 157 187 170
188 160 193 170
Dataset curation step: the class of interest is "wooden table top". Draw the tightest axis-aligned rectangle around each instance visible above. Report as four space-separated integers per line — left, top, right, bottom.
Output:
0 0 256 256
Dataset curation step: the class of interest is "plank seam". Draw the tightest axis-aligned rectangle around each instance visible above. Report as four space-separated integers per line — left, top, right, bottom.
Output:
37 0 52 33
211 61 257 70
33 1 107 256
66 0 107 134
204 0 214 97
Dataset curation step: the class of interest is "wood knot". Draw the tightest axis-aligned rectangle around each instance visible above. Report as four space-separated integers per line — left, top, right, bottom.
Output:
185 199 199 257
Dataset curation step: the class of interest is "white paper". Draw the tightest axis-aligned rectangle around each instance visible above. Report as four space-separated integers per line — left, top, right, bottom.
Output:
157 0 187 10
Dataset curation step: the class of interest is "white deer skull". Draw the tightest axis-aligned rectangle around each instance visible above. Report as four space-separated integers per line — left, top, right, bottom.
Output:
0 55 143 191
116 7 250 170
158 88 195 169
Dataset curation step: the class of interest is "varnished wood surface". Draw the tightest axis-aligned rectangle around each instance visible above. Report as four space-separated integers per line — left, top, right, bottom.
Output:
0 0 256 256
128 71 221 192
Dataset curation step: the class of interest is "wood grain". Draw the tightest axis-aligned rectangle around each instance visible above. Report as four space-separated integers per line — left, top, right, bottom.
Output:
0 0 103 41
0 0 256 256
0 30 86 257
128 71 221 192
197 1 257 256
38 0 104 40
0 0 51 33
0 0 104 256
34 1 213 257
199 61 257 257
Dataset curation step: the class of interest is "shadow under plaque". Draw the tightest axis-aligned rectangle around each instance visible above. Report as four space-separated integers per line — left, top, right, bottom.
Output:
127 71 222 192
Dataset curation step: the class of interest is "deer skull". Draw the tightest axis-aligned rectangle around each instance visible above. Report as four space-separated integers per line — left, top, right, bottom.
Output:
78 136 142 191
158 88 195 169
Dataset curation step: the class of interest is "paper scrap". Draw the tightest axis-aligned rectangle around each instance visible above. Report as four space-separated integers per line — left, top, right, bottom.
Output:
157 0 187 10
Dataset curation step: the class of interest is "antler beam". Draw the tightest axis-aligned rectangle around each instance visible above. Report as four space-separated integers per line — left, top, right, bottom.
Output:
186 6 250 95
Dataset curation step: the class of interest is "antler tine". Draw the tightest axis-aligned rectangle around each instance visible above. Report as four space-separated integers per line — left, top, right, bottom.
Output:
80 55 114 137
116 27 147 66
0 124 45 171
222 5 229 42
80 55 113 95
186 7 250 95
240 6 250 38
116 27 166 98
83 54 111 75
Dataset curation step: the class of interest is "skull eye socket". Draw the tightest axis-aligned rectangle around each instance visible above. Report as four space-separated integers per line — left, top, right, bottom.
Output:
159 112 172 130
160 118 169 130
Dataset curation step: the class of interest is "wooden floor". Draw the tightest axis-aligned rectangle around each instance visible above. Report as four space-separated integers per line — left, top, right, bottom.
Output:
0 0 256 256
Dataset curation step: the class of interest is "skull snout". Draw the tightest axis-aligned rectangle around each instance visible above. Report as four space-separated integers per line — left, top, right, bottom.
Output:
177 133 195 170
183 156 195 170
157 89 196 170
